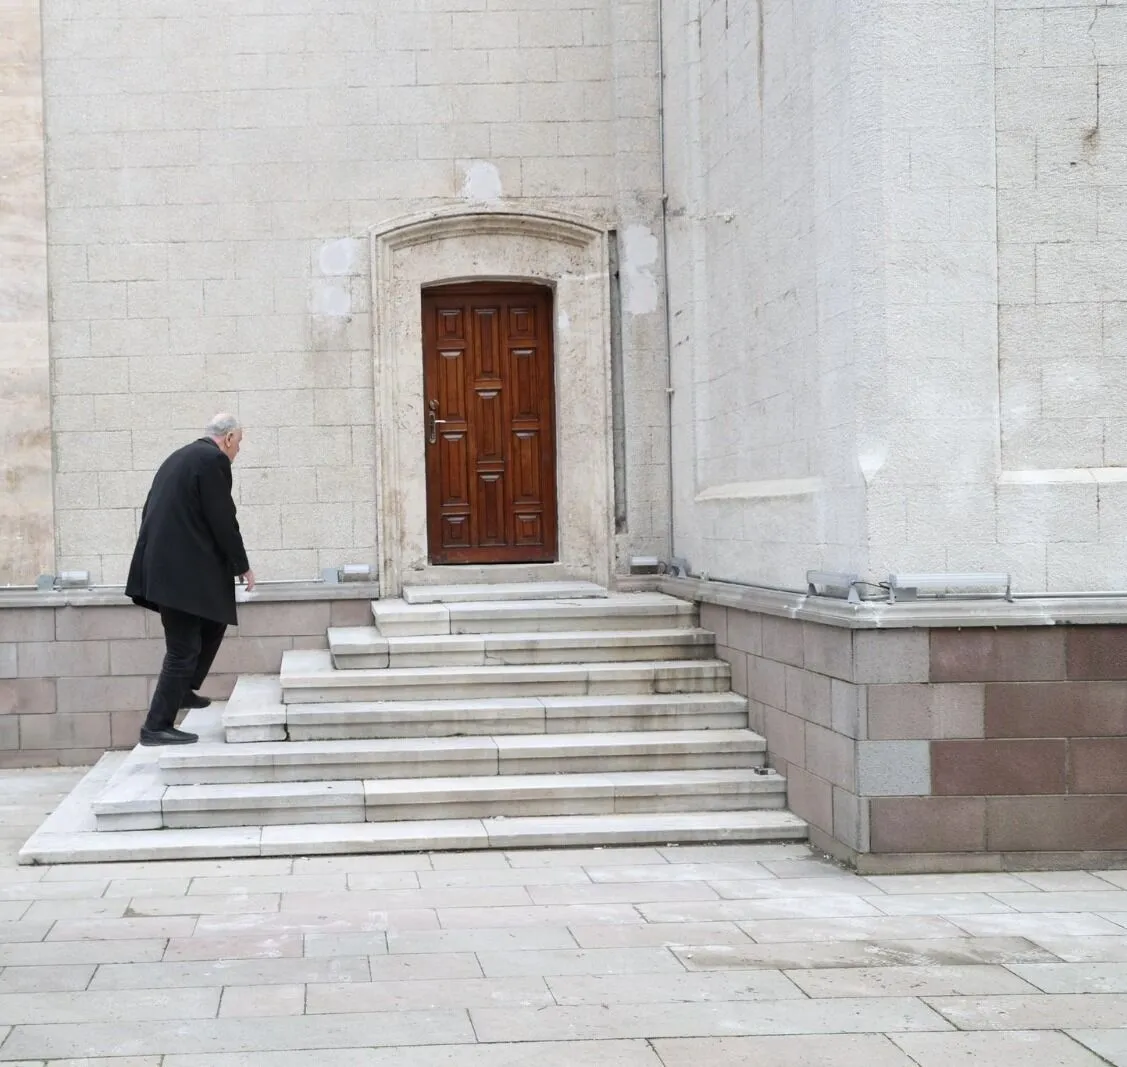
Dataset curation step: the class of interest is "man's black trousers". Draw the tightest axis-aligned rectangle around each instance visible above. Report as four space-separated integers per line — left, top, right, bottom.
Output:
142 606 226 732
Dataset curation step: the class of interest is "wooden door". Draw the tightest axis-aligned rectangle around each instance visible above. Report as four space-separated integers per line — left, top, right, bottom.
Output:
422 283 558 565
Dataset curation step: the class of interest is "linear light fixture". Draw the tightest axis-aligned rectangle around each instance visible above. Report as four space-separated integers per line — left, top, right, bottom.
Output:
321 564 373 584
806 571 862 604
36 571 92 591
888 572 1012 604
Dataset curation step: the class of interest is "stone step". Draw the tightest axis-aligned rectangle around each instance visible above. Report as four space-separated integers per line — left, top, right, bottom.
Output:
26 758 807 862
111 768 788 830
280 650 732 703
403 581 607 605
286 692 750 741
373 592 696 637
157 728 766 785
328 626 716 669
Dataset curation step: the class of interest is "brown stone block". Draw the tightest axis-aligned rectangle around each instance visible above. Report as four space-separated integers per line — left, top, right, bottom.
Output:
235 601 332 637
784 763 833 836
698 603 727 645
763 616 804 667
205 674 237 700
725 610 762 656
107 638 166 676
986 681 1127 738
747 655 786 711
931 739 1066 796
0 716 17 750
58 749 103 766
870 796 986 853
867 683 984 741
717 647 748 697
0 608 54 643
784 666 831 727
0 678 55 716
931 629 1065 683
1067 627 1127 680
803 622 854 680
54 605 146 641
110 709 145 748
764 706 805 768
330 599 376 628
210 636 294 675
57 676 148 714
19 712 110 750
0 750 60 768
17 640 110 678
292 635 330 651
1069 738 1127 794
987 795 1127 851
805 722 856 790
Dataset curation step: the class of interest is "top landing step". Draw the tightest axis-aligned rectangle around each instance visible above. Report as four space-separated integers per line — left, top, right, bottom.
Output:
402 582 608 605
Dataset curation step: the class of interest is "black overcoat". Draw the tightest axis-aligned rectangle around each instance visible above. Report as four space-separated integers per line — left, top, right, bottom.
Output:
125 438 250 626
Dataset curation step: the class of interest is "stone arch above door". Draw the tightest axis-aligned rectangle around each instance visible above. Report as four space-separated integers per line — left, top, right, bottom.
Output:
368 207 613 598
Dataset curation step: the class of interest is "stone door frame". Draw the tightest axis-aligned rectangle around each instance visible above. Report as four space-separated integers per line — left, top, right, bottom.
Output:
369 205 614 599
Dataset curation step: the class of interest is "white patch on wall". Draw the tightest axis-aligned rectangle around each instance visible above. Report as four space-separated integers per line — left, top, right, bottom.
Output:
319 238 359 277
857 446 886 485
557 309 571 333
621 224 659 316
460 160 503 203
311 283 351 318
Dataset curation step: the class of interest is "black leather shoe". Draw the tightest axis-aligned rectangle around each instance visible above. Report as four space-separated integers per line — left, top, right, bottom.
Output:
139 727 199 746
181 691 211 710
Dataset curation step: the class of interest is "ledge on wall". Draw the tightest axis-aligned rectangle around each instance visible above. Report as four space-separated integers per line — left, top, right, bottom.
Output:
656 575 1127 630
0 581 382 610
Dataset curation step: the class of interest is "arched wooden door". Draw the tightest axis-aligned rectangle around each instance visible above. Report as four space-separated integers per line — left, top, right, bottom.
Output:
422 282 559 565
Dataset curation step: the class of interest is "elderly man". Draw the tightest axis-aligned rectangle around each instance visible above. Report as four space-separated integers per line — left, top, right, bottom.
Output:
126 414 256 746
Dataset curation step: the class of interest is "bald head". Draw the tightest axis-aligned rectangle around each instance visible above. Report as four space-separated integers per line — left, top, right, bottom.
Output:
206 413 243 462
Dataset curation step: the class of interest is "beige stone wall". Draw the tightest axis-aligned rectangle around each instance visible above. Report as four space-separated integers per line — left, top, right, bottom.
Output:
36 1 667 585
0 0 54 584
0 596 371 767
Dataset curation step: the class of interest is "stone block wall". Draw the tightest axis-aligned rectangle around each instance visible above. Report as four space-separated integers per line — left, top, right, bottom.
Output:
0 596 371 768
701 598 1127 873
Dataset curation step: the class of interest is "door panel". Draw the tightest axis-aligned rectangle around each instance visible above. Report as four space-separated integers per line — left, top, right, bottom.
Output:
423 283 558 565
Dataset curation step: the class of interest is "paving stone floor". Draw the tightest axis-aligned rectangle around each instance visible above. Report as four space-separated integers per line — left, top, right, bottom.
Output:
3 769 1127 1065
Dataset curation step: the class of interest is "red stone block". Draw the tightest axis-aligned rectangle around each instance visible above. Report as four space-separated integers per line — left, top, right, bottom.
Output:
930 629 1065 683
931 739 1067 796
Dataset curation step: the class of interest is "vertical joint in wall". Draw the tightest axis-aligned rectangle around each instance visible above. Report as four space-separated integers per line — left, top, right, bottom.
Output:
608 230 628 534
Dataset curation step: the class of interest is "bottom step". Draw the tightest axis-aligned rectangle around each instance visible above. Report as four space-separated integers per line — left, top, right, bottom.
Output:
21 757 807 864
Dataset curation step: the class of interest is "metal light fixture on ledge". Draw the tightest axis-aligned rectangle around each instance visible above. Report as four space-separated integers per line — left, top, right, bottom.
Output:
321 564 373 585
36 571 92 591
806 571 862 604
887 572 1012 604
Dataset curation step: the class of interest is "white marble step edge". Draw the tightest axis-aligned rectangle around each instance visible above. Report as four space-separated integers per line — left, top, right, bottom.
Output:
402 581 607 605
24 760 806 863
374 592 695 637
157 727 768 786
286 692 750 740
328 626 716 669
144 769 789 829
222 675 286 743
279 650 732 702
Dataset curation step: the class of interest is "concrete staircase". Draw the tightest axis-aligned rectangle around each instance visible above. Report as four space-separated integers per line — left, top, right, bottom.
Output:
72 585 806 860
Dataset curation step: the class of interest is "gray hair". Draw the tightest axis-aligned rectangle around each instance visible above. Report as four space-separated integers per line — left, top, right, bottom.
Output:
205 413 241 437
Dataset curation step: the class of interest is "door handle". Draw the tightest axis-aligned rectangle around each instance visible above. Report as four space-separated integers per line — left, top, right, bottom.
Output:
427 412 448 445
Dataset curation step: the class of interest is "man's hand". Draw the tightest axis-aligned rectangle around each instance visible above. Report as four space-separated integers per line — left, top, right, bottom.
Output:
239 569 256 592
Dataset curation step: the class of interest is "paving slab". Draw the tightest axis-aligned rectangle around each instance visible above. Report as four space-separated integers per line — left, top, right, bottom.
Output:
653 1034 919 1067
892 1031 1113 1066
